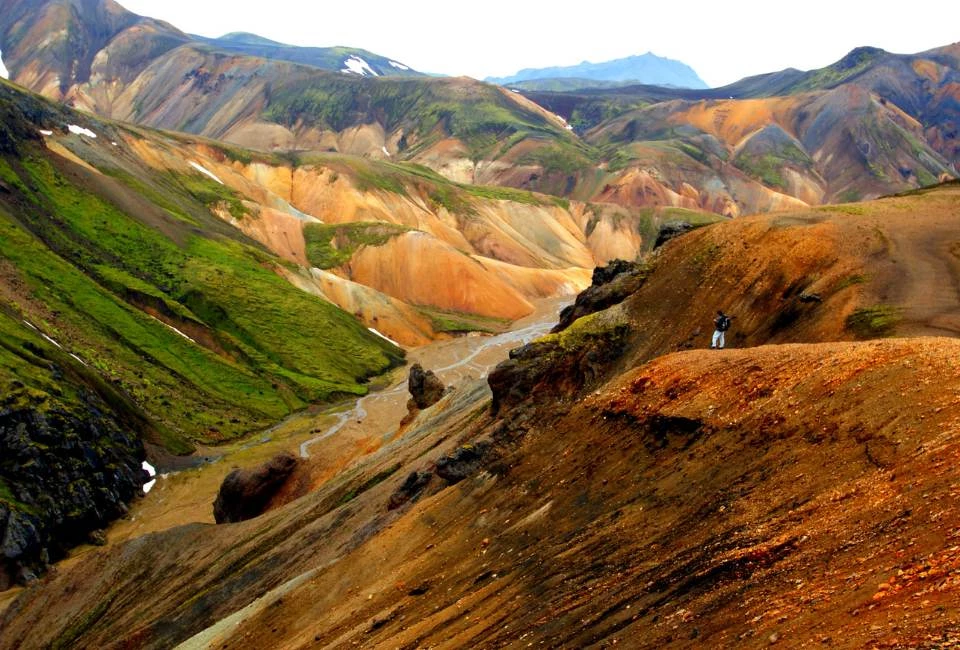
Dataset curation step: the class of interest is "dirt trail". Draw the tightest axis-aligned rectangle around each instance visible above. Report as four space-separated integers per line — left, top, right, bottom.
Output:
877 202 960 335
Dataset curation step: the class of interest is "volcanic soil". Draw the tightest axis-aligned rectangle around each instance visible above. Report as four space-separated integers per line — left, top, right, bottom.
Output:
4 186 960 648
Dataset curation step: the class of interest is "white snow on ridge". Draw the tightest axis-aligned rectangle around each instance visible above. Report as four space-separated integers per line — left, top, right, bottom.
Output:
0 49 8 79
342 55 378 77
368 327 401 348
142 461 157 493
68 124 97 138
189 160 224 185
39 130 53 136
41 333 63 349
389 60 409 71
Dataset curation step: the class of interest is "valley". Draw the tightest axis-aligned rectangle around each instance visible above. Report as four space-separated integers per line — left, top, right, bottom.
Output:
1 0 960 646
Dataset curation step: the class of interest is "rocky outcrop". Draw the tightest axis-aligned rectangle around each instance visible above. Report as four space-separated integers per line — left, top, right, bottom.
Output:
407 363 446 411
654 221 695 248
0 396 145 589
435 441 494 485
490 313 632 416
213 452 299 524
552 259 647 333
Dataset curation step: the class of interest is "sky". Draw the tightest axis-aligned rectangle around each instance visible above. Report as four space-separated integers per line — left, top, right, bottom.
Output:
118 0 960 87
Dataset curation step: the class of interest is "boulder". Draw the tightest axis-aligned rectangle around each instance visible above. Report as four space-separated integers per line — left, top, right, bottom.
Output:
213 452 299 524
407 363 446 410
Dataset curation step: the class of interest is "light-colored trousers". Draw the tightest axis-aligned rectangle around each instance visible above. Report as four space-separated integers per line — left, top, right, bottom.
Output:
712 330 725 348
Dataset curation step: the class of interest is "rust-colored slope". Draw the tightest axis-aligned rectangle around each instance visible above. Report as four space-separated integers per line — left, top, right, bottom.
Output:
216 339 960 649
595 183 960 372
6 338 960 648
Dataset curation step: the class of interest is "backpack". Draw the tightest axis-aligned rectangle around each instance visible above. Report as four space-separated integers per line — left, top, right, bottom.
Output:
717 315 730 331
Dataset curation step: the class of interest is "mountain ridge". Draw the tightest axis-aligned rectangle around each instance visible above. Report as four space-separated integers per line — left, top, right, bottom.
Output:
2 1 957 215
487 51 708 89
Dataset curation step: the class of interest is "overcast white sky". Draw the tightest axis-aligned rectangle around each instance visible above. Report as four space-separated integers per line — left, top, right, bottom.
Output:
119 0 959 87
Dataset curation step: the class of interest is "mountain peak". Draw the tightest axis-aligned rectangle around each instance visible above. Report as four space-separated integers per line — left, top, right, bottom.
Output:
487 52 708 89
216 32 283 47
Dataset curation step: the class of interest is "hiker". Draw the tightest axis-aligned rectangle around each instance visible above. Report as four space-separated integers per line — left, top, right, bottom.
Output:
711 310 732 349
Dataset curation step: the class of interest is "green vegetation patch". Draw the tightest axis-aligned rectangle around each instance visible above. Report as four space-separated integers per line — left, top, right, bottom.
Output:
0 149 403 451
417 306 511 335
303 222 412 269
263 76 576 163
789 47 883 93
836 274 869 291
519 143 596 176
168 170 247 220
845 305 900 339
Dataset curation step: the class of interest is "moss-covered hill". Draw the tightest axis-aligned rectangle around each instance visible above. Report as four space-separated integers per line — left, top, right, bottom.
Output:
0 81 405 451
0 80 407 583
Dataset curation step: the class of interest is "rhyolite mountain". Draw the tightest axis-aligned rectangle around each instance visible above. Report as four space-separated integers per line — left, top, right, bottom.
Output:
486 51 709 89
0 72 702 584
4 176 960 645
1 0 957 216
190 32 423 78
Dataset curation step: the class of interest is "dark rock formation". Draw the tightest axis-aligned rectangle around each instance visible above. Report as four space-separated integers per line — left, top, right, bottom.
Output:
435 441 494 484
386 471 432 510
213 452 299 524
654 221 695 248
489 321 631 416
0 398 145 589
407 363 446 410
553 259 647 333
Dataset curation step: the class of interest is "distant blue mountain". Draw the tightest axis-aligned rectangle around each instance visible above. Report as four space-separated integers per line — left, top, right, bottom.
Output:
487 52 708 89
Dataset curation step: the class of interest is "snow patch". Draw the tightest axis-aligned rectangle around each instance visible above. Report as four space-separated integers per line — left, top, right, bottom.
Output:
111 141 118 146
150 315 197 343
342 55 378 77
0 49 8 79
41 333 62 349
381 146 391 157
368 327 401 348
39 129 53 136
68 124 97 138
389 60 409 71
142 461 157 493
189 161 224 185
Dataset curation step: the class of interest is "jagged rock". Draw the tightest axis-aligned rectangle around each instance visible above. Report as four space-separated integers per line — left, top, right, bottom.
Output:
386 471 432 510
0 397 145 588
591 258 639 285
408 363 446 410
213 452 299 524
654 221 695 248
553 259 647 333
490 319 631 416
435 441 493 484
